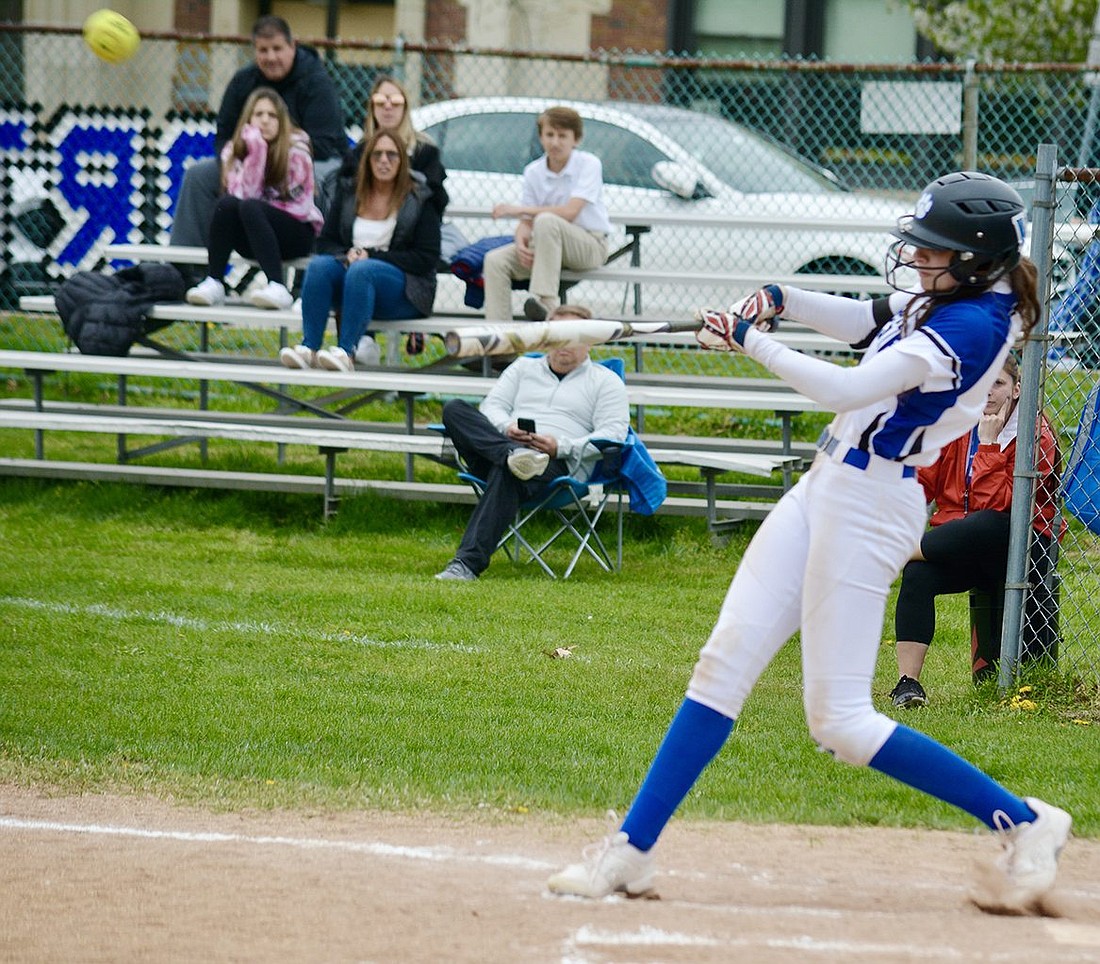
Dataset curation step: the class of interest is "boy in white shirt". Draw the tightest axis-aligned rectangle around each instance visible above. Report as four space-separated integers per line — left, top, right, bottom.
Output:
483 106 612 321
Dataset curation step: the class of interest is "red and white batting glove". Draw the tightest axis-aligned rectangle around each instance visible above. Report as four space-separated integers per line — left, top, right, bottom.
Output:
694 308 750 352
728 284 785 332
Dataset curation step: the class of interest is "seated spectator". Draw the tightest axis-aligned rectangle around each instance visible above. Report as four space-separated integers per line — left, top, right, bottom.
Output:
890 355 1063 708
185 88 322 311
279 129 440 372
331 73 448 364
435 305 629 581
483 106 611 322
170 15 345 249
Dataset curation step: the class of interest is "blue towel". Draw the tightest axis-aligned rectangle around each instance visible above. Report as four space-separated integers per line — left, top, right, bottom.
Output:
450 235 527 309
590 427 667 516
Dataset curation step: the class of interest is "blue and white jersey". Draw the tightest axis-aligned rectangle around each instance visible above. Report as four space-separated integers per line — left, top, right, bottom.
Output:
831 284 1019 466
746 279 1022 469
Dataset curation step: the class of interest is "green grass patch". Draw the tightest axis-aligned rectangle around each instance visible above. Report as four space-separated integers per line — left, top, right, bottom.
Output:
1 478 1097 835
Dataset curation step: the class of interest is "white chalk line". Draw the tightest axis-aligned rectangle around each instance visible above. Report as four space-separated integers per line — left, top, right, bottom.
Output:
0 816 548 870
0 595 481 654
565 924 970 958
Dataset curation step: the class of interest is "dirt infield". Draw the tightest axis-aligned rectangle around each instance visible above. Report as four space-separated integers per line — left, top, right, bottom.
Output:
1 785 1099 963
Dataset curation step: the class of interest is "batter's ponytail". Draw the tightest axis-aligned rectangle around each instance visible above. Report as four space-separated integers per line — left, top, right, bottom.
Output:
1009 257 1039 339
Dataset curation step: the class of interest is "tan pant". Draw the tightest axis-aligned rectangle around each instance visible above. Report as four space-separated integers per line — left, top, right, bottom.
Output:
482 212 609 320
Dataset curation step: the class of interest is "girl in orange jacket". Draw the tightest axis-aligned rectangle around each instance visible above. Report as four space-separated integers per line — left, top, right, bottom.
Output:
890 354 1062 707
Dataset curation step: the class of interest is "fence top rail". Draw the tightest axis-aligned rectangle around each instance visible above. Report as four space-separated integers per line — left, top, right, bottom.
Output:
2 25 1091 75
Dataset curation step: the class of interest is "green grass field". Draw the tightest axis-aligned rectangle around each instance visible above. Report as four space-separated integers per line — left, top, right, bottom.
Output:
1 476 1097 837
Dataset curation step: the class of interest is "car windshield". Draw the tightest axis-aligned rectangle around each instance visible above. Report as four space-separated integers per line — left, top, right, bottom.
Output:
651 112 842 195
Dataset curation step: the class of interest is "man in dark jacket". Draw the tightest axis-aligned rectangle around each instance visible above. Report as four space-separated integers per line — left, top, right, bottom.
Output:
169 15 345 248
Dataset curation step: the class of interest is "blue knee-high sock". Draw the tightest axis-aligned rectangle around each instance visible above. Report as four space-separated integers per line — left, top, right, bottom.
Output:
870 724 1034 828
620 698 734 851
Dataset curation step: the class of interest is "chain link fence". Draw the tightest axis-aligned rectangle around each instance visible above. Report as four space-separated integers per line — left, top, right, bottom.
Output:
1 26 1099 689
1020 155 1100 694
0 28 1095 314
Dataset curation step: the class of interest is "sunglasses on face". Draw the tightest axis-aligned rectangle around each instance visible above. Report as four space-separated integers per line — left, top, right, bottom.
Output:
372 95 406 107
370 149 401 162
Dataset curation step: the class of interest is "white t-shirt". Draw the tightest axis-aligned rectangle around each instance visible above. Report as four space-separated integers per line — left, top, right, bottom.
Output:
352 216 396 251
520 149 612 235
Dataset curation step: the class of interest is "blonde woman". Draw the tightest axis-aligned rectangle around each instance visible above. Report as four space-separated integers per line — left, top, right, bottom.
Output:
358 74 447 217
186 87 322 310
280 129 440 372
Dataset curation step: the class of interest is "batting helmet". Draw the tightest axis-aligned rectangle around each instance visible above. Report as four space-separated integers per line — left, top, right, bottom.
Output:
890 171 1027 286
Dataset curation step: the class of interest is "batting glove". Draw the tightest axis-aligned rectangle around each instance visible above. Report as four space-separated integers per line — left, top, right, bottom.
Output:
694 308 751 352
729 284 785 332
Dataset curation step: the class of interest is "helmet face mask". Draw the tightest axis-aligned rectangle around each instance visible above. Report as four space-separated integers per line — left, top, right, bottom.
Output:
889 171 1026 290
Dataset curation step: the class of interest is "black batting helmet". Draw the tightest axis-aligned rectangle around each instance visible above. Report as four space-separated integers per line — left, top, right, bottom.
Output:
891 171 1027 286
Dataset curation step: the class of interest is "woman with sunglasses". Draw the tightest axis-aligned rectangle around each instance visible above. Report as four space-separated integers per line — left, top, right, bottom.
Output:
363 76 447 217
329 75 449 363
321 75 447 222
280 128 441 372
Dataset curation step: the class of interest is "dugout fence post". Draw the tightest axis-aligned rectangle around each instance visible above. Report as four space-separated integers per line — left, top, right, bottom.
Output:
998 143 1058 692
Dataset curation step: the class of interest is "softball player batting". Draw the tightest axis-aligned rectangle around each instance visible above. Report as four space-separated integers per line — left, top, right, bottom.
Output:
548 171 1072 913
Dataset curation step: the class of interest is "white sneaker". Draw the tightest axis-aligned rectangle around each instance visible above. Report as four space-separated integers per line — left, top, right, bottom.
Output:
507 448 549 481
279 345 317 370
355 334 382 367
317 346 354 372
547 831 655 899
251 281 293 310
973 797 1072 913
186 276 225 306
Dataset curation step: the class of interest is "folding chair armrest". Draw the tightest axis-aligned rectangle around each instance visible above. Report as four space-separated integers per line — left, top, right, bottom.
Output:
590 437 625 476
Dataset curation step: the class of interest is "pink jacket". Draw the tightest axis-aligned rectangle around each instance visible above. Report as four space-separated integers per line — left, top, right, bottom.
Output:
221 126 323 234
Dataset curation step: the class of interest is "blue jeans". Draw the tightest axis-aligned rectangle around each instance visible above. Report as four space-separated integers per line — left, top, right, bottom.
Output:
300 255 423 353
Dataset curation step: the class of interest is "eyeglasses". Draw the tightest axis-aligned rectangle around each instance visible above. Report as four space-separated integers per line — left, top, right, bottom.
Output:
370 150 401 162
371 95 406 107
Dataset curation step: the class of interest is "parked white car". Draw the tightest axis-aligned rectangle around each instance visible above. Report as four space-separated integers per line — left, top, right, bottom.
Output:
412 96 909 315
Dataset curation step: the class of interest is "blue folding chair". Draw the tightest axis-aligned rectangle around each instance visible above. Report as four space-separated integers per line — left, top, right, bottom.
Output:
435 357 661 579
461 435 628 579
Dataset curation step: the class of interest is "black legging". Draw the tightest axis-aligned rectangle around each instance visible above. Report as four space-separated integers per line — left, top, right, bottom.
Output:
206 196 315 285
895 508 1052 646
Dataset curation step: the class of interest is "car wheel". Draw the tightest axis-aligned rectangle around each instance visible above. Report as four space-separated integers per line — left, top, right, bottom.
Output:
797 256 880 299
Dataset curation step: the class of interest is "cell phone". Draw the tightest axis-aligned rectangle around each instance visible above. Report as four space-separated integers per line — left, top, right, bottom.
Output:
517 417 536 433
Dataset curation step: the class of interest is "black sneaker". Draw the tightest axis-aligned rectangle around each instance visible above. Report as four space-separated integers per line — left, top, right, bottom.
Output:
523 296 550 321
889 675 928 708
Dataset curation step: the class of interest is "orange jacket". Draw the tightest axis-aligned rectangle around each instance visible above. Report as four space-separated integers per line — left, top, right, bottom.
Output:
918 414 1063 539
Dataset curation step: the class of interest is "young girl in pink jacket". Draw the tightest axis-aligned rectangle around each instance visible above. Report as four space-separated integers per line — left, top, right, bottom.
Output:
186 87 323 310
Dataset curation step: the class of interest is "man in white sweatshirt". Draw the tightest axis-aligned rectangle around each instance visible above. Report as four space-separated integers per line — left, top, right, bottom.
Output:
435 305 629 581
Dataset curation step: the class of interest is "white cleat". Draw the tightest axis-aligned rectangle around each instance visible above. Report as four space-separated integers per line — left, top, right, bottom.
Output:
972 796 1072 914
547 831 656 899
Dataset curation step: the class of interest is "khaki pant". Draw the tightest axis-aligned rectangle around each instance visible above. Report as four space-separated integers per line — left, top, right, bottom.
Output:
482 212 609 320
